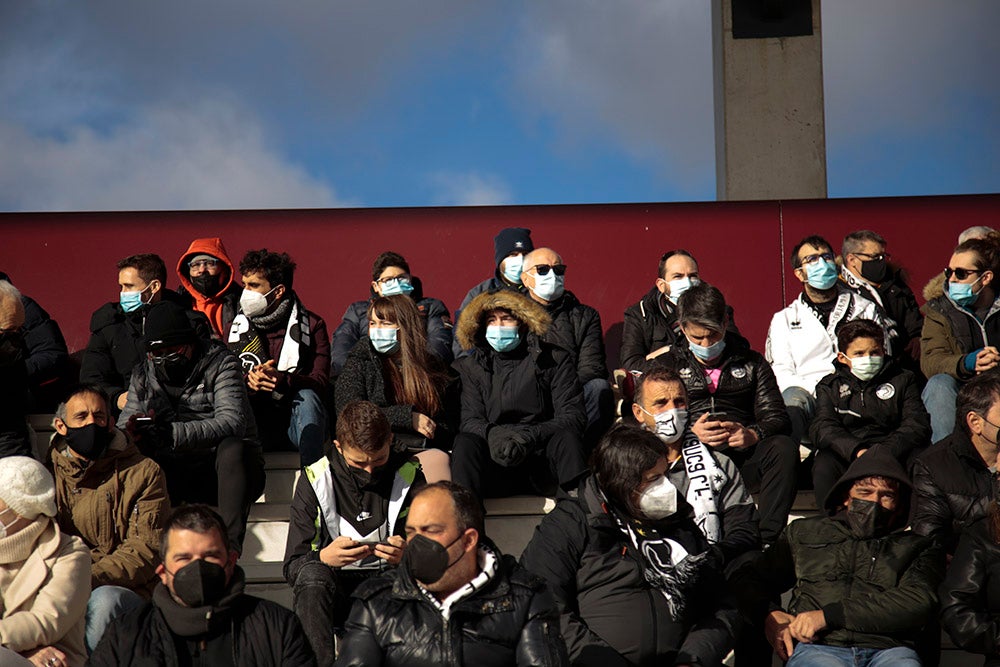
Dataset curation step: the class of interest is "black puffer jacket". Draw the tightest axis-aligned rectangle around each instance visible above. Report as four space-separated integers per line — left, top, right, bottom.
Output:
744 453 943 651
912 429 993 552
89 571 315 666
940 517 1000 664
619 287 738 372
541 291 608 384
80 293 206 414
335 541 568 667
809 361 931 462
661 332 790 439
117 342 259 456
520 475 739 666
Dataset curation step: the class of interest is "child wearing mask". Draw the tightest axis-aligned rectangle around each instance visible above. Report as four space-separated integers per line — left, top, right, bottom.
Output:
809 318 931 505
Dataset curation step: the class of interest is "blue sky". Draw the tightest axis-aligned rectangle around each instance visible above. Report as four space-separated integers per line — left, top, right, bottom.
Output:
0 1 996 211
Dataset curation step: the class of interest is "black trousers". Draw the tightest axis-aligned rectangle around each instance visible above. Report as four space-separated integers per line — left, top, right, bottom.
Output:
725 434 798 546
291 560 371 667
157 437 266 553
450 430 589 500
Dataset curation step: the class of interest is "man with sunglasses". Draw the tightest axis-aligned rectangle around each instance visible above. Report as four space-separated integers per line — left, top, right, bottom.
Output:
176 237 242 339
521 247 612 445
839 230 923 376
766 235 885 446
118 300 264 554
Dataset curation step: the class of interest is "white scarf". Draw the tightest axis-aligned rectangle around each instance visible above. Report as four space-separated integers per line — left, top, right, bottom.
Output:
418 544 499 621
679 434 726 544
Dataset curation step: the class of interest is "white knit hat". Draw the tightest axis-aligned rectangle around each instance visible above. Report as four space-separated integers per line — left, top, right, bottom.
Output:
0 456 56 519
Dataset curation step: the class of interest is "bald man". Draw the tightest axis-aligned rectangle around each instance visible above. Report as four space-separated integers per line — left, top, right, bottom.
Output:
0 280 31 458
521 247 612 445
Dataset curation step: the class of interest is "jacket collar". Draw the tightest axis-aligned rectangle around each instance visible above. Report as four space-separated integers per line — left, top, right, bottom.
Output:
390 539 511 612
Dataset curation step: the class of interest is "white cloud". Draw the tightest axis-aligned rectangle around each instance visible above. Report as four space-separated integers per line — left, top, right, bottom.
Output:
0 99 345 211
428 171 512 207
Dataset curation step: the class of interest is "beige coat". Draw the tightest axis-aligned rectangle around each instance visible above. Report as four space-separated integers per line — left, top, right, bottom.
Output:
0 521 90 667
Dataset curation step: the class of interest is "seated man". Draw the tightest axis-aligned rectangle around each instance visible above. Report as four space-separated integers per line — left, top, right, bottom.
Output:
90 504 315 666
747 452 942 667
453 227 534 358
521 246 613 444
0 271 71 412
284 400 423 665
451 290 587 499
839 230 923 374
228 249 330 467
175 237 242 339
50 384 170 653
631 365 760 565
0 456 90 667
0 280 31 458
620 249 737 372
118 300 264 552
336 481 567 666
912 369 1000 553
661 283 797 546
81 253 203 417
331 251 452 375
809 319 931 505
766 234 885 445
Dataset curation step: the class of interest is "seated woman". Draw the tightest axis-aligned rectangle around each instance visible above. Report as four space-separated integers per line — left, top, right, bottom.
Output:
520 425 737 667
0 456 90 667
940 491 1000 666
335 295 456 481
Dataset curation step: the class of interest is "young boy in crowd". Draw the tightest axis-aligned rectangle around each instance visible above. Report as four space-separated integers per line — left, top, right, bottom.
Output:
809 319 931 504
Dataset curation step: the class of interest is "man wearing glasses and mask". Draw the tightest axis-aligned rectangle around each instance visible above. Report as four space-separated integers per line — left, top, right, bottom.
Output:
766 235 886 446
176 237 242 339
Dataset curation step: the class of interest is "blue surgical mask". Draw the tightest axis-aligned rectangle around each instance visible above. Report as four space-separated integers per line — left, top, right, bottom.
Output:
501 255 524 285
531 271 564 302
486 325 521 353
688 337 726 363
805 259 839 290
369 327 400 355
949 276 983 308
381 278 414 297
849 355 883 381
120 284 153 313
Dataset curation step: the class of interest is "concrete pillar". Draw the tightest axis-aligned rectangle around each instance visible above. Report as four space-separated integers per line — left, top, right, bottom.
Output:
712 0 827 201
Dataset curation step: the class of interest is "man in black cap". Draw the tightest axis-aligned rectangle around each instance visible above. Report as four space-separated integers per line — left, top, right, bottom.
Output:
118 300 265 552
452 227 534 358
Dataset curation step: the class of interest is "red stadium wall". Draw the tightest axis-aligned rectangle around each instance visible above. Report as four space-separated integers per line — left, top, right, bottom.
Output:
1 193 998 366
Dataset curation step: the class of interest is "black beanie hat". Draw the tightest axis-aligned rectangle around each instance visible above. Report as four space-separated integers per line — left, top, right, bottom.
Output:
144 301 197 350
493 227 533 267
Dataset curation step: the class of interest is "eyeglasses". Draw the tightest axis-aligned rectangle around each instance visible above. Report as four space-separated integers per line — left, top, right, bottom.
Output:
853 251 890 262
187 259 219 270
944 267 982 281
376 273 410 285
530 264 567 276
800 252 835 266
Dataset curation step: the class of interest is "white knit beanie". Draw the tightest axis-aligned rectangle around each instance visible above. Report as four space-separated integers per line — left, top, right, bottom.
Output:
0 456 56 519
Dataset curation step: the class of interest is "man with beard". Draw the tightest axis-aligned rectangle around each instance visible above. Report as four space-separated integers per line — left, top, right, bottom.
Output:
90 504 315 666
176 237 242 339
283 400 423 666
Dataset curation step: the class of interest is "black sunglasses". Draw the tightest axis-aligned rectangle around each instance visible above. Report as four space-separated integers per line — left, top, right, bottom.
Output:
531 264 567 276
944 267 983 281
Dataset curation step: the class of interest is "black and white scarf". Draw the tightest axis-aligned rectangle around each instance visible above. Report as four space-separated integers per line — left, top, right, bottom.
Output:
228 293 311 397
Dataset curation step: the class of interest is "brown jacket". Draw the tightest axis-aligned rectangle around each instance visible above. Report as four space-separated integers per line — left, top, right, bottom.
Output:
50 429 169 596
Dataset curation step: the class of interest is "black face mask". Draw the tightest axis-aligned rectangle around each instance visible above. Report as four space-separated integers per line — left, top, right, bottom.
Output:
0 331 25 366
191 273 222 297
860 258 888 284
845 497 895 539
170 559 228 607
152 351 194 386
65 423 114 461
403 533 464 584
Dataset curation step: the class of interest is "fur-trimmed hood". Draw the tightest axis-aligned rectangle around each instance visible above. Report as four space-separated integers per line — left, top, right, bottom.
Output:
456 290 551 350
924 272 946 302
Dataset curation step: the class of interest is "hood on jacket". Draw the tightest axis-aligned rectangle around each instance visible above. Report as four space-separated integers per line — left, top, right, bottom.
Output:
924 271 946 302
823 450 913 521
176 237 236 301
456 290 550 351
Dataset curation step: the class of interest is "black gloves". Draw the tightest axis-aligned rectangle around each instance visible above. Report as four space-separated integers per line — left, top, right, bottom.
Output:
487 426 535 467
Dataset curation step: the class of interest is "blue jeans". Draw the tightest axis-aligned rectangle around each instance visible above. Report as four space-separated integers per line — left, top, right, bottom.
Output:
287 388 328 466
782 386 816 447
86 585 144 654
922 373 959 443
787 644 920 666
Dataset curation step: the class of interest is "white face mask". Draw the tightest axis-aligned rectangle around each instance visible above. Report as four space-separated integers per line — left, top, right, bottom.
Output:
239 287 277 318
0 507 20 539
531 271 565 302
638 476 678 520
849 355 883 381
639 406 688 445
666 276 700 304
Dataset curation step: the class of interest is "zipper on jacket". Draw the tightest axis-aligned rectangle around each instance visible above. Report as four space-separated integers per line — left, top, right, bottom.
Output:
868 539 884 578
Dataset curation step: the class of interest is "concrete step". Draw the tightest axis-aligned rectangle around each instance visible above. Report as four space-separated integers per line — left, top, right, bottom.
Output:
245 582 293 609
